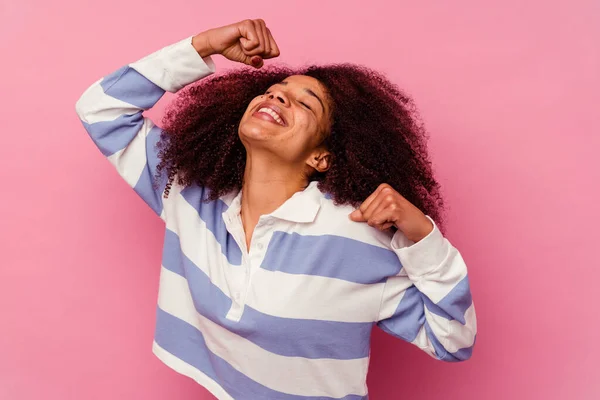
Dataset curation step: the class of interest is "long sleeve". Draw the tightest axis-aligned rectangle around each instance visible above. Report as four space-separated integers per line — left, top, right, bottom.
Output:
75 35 216 220
377 215 477 361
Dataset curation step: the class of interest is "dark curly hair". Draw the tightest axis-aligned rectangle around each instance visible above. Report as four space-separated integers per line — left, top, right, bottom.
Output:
155 63 447 233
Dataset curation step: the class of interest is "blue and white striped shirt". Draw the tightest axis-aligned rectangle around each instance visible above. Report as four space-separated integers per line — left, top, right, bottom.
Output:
75 35 477 399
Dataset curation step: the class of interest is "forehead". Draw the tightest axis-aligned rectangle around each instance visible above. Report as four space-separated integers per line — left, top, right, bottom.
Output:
276 75 332 116
280 75 326 95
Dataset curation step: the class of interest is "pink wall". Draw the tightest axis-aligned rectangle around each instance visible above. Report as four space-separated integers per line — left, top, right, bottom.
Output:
1 0 598 398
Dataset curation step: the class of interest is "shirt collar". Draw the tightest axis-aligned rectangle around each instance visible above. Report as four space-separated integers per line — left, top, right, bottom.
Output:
222 180 323 224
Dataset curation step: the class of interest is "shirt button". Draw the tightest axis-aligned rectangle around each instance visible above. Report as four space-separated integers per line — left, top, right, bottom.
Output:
257 243 264 250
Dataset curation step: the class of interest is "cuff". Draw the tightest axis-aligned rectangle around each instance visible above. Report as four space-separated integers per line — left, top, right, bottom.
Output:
129 35 216 93
390 215 450 280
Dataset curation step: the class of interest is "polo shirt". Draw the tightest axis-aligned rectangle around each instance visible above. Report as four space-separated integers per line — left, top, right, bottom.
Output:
75 35 477 399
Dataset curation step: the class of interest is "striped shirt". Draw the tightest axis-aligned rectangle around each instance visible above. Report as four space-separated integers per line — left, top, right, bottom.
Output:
75 35 477 399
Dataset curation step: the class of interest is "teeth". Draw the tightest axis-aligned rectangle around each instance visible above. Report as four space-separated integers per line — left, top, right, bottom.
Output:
258 107 284 125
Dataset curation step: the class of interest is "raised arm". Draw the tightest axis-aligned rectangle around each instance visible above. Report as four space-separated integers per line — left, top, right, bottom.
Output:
74 35 216 220
75 19 280 221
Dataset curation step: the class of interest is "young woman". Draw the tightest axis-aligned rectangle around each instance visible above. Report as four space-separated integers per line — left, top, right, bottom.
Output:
76 19 476 400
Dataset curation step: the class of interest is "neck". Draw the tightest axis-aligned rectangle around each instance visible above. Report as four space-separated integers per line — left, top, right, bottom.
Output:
240 153 309 222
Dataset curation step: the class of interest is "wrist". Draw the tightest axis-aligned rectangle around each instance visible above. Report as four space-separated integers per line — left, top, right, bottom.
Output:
191 33 216 58
400 217 434 243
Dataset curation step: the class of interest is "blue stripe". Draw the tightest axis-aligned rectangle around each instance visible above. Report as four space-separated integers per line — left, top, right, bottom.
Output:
162 228 373 360
424 320 475 362
131 125 166 216
100 65 165 109
377 285 423 342
422 275 472 325
181 185 242 266
262 232 401 284
82 112 144 157
156 308 368 400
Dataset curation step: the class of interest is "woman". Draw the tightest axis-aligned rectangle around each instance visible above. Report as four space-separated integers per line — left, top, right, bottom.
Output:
76 19 476 400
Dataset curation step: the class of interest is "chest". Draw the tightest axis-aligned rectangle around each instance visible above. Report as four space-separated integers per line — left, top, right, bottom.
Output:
165 192 398 327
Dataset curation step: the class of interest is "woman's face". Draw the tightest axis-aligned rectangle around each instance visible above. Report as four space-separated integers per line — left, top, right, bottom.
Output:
238 75 332 170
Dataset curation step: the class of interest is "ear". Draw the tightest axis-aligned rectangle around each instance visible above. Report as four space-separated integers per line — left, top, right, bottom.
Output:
306 149 331 173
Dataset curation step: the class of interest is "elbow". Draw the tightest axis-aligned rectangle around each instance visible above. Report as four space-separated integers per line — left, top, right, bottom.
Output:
75 83 97 122
75 95 88 122
437 335 477 363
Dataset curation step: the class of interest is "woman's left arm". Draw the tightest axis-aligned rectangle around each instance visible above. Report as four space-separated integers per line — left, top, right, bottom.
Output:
350 184 477 361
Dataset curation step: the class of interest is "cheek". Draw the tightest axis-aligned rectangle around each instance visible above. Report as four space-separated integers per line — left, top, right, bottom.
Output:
288 113 321 148
294 111 319 135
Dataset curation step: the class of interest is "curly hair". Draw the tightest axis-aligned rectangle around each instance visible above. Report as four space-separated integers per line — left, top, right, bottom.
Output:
154 63 447 233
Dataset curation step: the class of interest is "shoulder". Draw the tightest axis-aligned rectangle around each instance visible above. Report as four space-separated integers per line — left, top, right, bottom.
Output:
309 193 397 251
301 194 405 279
163 180 239 223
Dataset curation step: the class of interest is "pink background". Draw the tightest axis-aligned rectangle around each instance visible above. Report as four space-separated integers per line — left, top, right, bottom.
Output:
1 0 598 399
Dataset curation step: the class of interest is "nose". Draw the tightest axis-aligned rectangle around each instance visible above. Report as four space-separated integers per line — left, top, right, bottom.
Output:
267 90 289 106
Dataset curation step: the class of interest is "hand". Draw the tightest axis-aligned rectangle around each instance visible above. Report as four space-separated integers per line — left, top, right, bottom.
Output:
192 19 280 68
349 183 434 243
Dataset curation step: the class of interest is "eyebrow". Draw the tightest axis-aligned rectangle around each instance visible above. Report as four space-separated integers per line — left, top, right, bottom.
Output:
276 81 325 113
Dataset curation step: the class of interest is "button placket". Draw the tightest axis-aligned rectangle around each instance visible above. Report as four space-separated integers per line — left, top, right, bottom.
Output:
227 215 276 321
222 210 252 319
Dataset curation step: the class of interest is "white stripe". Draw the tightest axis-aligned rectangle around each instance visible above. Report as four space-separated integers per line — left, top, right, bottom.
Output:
158 267 368 398
410 324 438 359
247 268 383 323
377 274 413 320
129 35 216 93
413 253 468 304
152 341 233 400
75 81 144 124
106 118 154 188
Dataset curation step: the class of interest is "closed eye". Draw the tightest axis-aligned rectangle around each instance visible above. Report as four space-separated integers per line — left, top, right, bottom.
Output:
265 89 314 111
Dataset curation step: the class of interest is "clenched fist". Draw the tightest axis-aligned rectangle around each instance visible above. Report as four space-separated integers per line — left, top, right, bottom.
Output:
349 183 434 243
192 19 280 68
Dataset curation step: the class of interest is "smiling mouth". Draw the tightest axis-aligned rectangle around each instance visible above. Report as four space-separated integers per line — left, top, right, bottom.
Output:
253 106 286 126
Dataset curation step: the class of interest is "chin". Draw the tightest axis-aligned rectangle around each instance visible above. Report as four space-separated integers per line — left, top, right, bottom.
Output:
239 120 282 142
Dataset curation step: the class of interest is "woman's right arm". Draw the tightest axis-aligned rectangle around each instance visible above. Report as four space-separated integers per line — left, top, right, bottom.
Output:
74 35 216 221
